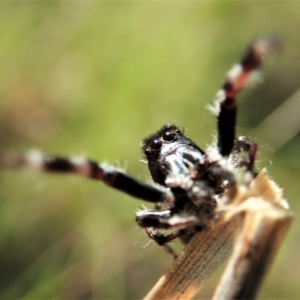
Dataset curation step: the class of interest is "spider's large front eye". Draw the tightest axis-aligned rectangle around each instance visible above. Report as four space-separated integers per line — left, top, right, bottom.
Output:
163 131 177 142
150 139 163 151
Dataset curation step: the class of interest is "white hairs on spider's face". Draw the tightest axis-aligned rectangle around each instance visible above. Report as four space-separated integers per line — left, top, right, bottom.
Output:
205 136 222 163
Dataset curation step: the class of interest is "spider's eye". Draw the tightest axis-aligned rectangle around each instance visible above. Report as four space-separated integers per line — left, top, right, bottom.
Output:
163 131 176 142
150 139 163 151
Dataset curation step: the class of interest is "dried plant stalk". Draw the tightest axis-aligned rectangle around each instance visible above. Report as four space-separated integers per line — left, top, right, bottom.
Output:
143 211 239 300
212 205 292 300
144 170 292 300
212 172 293 300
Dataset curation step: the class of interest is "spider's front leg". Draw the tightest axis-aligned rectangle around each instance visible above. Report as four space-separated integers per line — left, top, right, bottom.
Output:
213 36 281 158
0 150 174 204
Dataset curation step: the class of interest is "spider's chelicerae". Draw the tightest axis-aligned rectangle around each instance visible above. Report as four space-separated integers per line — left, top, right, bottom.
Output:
1 36 280 258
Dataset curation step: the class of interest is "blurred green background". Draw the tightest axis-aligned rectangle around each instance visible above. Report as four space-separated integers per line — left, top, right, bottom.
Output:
0 2 300 299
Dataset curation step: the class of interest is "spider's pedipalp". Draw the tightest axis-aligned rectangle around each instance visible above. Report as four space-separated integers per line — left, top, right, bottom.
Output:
136 209 198 230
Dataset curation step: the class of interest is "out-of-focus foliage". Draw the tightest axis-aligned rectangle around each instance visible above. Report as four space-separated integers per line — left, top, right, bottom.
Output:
0 2 299 299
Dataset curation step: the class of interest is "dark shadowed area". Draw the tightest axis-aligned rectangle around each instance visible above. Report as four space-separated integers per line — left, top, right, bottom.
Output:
0 2 299 299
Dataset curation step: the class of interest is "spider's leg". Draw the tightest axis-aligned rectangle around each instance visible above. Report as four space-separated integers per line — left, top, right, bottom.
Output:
136 210 192 260
214 36 280 157
163 244 178 260
137 209 203 253
234 136 258 180
145 226 198 246
0 150 174 204
146 228 181 259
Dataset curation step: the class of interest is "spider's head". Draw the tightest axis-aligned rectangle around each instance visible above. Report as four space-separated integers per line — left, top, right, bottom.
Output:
142 124 205 187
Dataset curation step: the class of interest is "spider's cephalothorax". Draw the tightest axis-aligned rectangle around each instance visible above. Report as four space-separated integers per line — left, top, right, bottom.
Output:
0 36 280 258
142 124 230 195
142 124 205 190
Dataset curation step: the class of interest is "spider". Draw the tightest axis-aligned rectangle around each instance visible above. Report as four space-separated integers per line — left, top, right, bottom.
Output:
1 36 280 258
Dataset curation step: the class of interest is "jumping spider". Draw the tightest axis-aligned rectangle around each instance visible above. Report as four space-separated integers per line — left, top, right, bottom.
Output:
1 36 280 258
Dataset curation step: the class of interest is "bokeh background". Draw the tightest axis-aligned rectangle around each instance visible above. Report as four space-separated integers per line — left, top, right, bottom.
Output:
0 2 300 299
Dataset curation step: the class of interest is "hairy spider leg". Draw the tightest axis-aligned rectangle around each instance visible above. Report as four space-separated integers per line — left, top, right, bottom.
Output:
162 244 178 260
233 136 257 171
215 36 281 157
233 136 258 182
145 227 199 247
136 196 211 251
0 150 174 204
